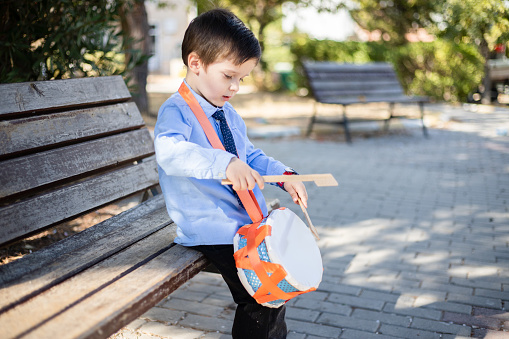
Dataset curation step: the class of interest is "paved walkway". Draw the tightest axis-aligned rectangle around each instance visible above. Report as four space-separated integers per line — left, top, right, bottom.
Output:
113 104 509 339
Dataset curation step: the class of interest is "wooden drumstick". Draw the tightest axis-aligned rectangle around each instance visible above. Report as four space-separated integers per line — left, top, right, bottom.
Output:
298 197 320 241
221 173 338 187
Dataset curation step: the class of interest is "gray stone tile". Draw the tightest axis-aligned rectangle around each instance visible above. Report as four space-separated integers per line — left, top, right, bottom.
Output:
383 302 442 320
178 314 232 334
351 309 412 327
316 312 380 332
139 321 206 338
411 317 472 336
140 307 185 324
293 298 353 316
286 319 341 338
379 324 444 339
327 293 385 311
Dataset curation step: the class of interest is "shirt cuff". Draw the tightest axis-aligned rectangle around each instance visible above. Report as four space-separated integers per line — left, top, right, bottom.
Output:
214 152 236 179
276 168 299 191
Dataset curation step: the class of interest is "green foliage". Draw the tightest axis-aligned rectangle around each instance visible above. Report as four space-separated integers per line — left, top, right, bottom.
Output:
346 0 508 102
0 0 145 84
290 37 483 102
432 0 509 48
192 0 343 70
393 40 483 102
349 0 435 46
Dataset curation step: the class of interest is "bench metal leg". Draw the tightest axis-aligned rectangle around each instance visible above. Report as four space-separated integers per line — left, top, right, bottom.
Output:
342 105 352 144
419 101 429 138
306 102 318 137
384 102 394 132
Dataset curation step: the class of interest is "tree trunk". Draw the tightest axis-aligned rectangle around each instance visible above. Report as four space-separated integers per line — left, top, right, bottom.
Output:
257 21 267 71
479 37 492 104
119 0 151 114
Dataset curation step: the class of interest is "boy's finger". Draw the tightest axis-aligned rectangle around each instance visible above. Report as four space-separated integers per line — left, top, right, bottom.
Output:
246 175 256 190
240 177 249 191
299 185 308 201
233 177 243 191
231 184 238 191
298 191 308 208
232 179 241 191
287 186 300 205
298 189 307 200
253 171 264 189
293 183 308 208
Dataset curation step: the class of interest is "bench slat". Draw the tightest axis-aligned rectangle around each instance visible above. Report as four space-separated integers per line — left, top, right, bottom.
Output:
14 244 207 339
0 102 144 159
319 95 427 105
0 76 130 118
0 195 166 286
0 202 172 315
311 80 402 91
317 88 405 100
0 158 159 245
0 224 183 339
304 62 394 73
0 128 154 199
308 73 399 82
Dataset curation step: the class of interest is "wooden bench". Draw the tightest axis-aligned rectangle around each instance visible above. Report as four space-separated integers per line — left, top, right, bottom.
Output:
0 76 211 338
303 61 429 143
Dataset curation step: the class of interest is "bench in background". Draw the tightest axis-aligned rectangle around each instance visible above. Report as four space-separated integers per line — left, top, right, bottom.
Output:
303 61 429 143
0 76 209 339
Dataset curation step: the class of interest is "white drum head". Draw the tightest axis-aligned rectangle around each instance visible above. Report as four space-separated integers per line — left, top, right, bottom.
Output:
265 208 322 290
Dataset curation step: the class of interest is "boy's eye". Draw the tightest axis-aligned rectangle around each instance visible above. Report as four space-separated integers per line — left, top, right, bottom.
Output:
224 74 233 79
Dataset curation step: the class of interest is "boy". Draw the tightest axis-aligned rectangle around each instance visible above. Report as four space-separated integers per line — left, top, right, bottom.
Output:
154 8 307 339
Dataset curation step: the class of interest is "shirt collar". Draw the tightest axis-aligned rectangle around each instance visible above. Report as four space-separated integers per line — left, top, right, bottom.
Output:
183 80 223 118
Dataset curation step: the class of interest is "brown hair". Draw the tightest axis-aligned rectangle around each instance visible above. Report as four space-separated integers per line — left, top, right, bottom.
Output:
181 8 261 68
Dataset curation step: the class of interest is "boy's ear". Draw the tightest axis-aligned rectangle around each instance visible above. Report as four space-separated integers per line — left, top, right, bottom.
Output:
187 52 202 75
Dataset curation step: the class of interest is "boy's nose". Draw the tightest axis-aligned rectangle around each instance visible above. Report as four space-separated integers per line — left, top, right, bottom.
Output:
229 81 240 92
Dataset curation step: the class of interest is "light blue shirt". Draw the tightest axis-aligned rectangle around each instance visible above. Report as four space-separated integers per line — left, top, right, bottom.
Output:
154 81 288 246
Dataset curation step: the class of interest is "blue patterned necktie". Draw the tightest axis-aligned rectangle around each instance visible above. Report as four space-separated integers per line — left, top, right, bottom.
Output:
212 110 243 207
212 110 238 157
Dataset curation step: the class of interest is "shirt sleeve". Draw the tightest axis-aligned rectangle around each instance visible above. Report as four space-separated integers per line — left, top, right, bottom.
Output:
154 102 235 179
246 138 287 176
232 113 287 176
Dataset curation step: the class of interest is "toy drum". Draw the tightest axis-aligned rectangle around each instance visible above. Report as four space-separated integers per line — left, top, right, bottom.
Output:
233 208 323 308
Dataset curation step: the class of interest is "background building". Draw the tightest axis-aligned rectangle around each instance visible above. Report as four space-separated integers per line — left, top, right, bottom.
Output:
145 0 194 76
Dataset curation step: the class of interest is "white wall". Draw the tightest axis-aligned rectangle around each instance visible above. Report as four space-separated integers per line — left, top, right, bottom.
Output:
145 0 195 75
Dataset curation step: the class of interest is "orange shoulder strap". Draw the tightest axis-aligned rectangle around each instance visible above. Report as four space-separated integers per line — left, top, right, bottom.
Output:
179 82 225 152
178 82 264 223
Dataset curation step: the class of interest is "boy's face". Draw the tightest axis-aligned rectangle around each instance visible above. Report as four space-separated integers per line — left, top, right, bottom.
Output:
191 56 257 107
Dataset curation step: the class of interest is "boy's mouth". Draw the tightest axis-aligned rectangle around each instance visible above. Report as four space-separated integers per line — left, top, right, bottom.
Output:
223 95 232 101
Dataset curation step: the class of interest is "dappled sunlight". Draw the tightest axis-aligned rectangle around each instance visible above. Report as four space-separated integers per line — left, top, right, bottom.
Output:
439 180 467 188
111 95 509 337
248 108 509 335
454 153 471 161
484 141 509 154
413 294 445 308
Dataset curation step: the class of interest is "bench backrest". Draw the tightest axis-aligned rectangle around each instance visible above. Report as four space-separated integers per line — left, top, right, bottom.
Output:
0 76 158 246
303 61 408 105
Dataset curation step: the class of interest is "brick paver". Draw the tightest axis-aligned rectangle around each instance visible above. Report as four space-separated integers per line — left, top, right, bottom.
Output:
112 103 509 338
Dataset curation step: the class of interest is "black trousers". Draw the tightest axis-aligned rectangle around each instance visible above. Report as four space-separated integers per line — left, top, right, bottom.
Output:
190 244 287 339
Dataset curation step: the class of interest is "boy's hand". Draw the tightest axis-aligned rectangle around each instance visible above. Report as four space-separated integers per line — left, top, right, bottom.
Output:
284 181 308 208
226 157 265 191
